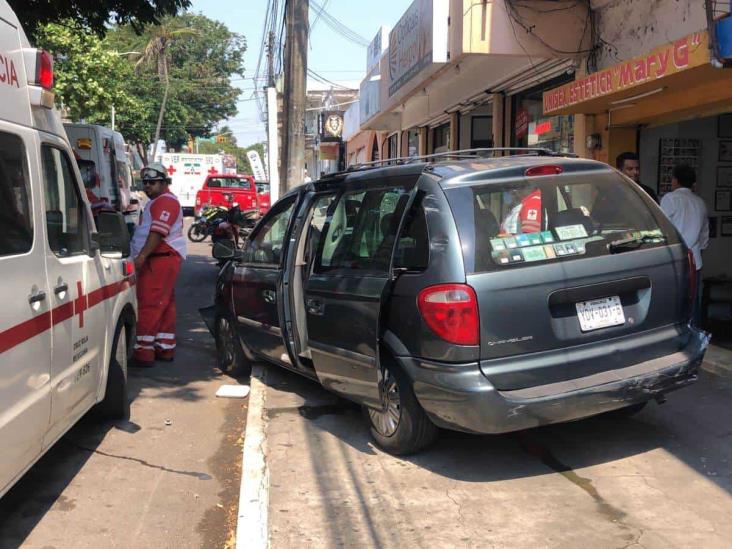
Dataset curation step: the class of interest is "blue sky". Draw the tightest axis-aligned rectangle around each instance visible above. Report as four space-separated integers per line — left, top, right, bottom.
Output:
189 0 411 146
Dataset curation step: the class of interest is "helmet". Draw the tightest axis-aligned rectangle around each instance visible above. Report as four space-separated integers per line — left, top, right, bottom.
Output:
141 163 171 182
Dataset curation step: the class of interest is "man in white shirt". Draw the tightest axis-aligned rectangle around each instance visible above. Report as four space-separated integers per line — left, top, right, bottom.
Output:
660 164 709 323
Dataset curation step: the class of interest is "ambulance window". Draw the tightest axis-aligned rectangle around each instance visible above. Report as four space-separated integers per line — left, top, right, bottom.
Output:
0 132 33 257
42 146 89 257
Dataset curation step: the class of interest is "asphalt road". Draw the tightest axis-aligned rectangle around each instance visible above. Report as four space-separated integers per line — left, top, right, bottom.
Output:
264 361 732 547
0 238 248 549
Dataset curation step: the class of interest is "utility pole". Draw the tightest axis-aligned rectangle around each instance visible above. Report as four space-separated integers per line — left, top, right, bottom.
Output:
266 30 281 203
281 0 308 191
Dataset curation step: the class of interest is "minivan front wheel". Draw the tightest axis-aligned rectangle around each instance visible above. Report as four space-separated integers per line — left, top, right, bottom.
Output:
366 363 438 455
215 314 251 376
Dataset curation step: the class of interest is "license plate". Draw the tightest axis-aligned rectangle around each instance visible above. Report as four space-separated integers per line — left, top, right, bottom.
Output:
575 295 625 332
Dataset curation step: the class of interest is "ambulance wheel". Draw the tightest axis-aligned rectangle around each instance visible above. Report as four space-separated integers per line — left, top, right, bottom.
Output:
98 321 130 420
188 224 208 242
216 314 251 376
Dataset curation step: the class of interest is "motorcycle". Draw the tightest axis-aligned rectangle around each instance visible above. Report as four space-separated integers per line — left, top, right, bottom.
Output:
211 205 260 265
187 205 229 242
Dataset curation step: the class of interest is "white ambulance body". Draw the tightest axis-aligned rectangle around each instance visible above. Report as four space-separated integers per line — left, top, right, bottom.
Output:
161 152 223 214
0 0 137 499
64 123 139 225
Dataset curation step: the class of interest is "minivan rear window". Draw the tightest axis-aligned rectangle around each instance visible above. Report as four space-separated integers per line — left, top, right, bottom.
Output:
444 171 679 274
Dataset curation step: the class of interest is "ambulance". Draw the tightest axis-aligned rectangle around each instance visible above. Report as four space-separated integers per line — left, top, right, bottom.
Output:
0 0 137 499
161 152 223 215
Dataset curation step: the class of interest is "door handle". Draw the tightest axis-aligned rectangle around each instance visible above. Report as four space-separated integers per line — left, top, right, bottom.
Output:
54 282 69 296
262 289 276 303
306 298 324 316
28 290 47 305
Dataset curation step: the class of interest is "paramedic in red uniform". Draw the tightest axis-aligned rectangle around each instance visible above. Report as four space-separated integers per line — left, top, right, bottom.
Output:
130 164 187 366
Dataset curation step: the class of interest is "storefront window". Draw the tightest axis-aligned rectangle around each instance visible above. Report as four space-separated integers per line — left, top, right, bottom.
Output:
513 77 574 154
433 123 450 153
471 116 493 149
387 133 399 160
407 129 420 157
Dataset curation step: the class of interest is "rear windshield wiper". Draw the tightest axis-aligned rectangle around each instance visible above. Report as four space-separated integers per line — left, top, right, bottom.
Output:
608 234 666 254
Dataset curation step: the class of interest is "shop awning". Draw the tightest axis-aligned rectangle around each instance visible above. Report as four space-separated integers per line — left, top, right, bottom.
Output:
542 31 732 126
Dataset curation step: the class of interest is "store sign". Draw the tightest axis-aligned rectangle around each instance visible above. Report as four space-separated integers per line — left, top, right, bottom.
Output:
387 0 449 97
319 111 345 142
246 150 267 181
515 108 529 139
543 31 709 115
360 75 381 122
367 26 390 73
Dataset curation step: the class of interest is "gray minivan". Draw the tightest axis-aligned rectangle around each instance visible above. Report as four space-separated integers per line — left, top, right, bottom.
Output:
213 150 709 455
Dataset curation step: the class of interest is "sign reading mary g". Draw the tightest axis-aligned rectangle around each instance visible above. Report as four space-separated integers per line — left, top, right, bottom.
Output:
387 0 448 97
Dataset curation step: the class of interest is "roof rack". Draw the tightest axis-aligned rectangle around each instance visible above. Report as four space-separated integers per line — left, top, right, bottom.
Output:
344 147 575 173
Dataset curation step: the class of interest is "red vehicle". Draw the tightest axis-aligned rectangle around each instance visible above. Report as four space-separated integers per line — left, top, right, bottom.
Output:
194 174 259 217
256 181 271 216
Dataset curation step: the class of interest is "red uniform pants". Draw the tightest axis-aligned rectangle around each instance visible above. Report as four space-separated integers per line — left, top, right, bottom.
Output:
134 253 182 362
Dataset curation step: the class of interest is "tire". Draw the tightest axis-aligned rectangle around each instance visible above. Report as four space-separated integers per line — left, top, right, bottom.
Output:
215 313 252 376
604 401 648 418
187 223 208 242
97 321 130 420
366 361 438 455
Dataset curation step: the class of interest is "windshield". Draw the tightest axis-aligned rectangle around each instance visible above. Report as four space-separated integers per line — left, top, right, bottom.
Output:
77 159 98 189
444 171 679 274
208 177 253 189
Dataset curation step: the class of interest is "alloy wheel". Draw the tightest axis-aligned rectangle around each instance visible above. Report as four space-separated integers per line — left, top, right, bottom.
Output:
368 368 401 437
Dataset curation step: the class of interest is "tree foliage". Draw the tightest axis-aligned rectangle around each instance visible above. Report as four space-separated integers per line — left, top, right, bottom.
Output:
35 14 246 151
9 0 190 40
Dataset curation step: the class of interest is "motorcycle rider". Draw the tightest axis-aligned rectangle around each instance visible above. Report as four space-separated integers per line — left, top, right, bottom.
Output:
130 163 187 366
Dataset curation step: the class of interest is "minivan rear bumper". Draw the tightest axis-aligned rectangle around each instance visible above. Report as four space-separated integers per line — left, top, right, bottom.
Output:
400 327 709 434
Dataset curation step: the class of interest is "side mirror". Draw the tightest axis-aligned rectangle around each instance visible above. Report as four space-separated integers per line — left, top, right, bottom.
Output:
94 211 131 257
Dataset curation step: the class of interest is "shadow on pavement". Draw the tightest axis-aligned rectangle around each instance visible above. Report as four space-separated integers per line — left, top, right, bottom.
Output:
263 363 732 496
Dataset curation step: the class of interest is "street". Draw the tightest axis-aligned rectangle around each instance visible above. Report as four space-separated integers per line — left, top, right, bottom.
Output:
263 364 732 548
0 240 247 549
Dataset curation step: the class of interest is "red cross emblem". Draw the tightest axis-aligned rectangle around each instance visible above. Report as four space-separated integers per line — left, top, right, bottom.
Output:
208 167 218 175
74 281 87 328
166 165 177 175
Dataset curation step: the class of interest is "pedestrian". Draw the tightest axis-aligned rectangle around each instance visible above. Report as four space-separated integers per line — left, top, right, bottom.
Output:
616 151 658 202
130 163 187 366
660 164 709 323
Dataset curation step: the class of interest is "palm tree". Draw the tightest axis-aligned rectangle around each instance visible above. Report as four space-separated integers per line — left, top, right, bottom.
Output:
133 23 199 161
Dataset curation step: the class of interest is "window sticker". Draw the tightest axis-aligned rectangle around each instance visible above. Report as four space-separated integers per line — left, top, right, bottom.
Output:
554 243 569 256
522 246 548 262
504 237 518 249
555 224 588 240
496 250 511 264
540 231 555 243
516 234 530 247
509 250 524 263
543 245 557 259
527 233 543 245
491 238 506 251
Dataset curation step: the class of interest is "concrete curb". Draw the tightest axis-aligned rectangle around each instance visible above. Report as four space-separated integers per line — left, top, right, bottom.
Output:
701 344 732 379
236 365 269 549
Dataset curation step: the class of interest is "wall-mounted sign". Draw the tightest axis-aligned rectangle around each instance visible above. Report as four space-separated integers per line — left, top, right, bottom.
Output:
515 108 529 139
319 111 345 142
359 75 381 122
387 0 449 97
367 26 390 73
543 31 709 115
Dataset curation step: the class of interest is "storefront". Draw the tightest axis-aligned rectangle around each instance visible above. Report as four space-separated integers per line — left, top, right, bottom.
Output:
513 75 574 153
543 30 732 339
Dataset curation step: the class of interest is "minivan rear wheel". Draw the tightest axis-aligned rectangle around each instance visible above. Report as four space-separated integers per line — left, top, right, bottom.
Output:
366 363 438 455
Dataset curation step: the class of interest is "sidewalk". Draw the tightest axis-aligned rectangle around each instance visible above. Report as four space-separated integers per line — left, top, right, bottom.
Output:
702 343 732 378
253 362 732 548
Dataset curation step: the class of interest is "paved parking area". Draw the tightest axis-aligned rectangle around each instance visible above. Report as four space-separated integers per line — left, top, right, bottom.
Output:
263 365 732 548
0 240 248 549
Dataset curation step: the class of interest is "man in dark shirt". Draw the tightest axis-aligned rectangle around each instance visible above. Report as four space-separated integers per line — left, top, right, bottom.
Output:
616 151 658 203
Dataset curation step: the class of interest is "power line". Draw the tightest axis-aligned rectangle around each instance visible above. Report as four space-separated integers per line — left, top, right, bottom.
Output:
309 0 370 47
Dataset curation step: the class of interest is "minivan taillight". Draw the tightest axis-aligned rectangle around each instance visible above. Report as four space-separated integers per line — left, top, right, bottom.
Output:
687 249 697 321
417 284 479 345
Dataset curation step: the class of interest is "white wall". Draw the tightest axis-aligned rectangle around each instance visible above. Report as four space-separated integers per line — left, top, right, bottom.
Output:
593 0 706 70
640 116 731 278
